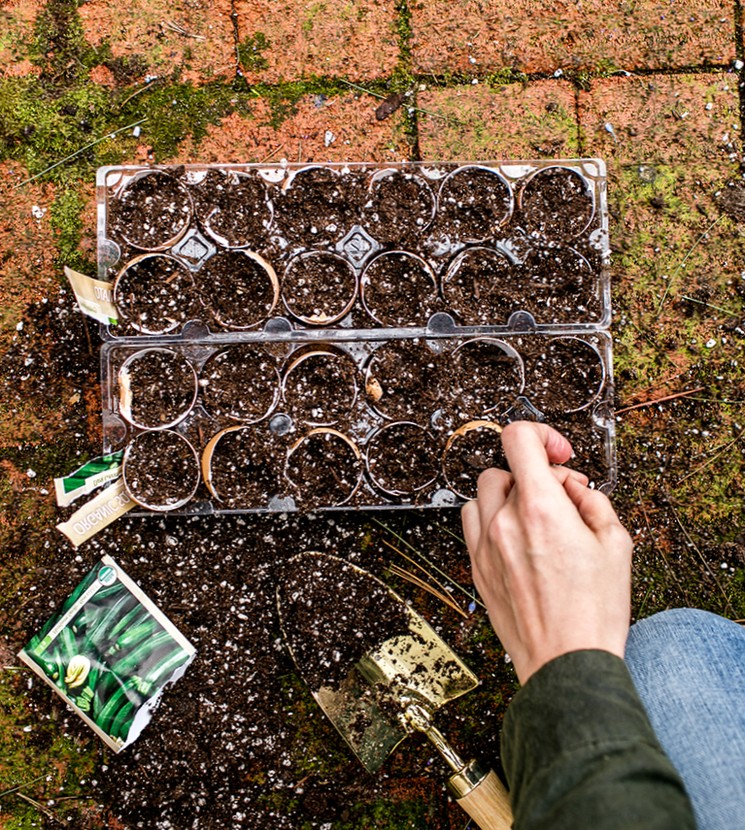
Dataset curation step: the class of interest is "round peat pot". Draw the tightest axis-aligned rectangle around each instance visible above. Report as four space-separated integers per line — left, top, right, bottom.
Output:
118 348 198 430
518 166 595 242
200 344 280 424
281 346 358 427
192 169 273 248
281 251 358 326
442 420 505 500
362 169 436 246
365 421 439 497
519 245 597 323
285 428 363 509
123 429 200 511
195 249 279 330
276 165 363 245
437 165 513 243
114 254 195 335
524 337 605 415
364 339 442 422
360 251 438 327
450 338 524 418
202 425 280 508
442 247 515 326
109 169 193 251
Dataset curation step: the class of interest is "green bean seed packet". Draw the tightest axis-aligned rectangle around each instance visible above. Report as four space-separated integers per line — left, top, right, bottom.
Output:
18 555 196 752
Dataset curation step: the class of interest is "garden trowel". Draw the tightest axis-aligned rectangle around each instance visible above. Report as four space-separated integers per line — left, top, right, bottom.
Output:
277 552 513 830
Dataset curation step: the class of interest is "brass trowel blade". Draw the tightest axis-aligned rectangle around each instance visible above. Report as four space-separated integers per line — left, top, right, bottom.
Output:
278 552 478 774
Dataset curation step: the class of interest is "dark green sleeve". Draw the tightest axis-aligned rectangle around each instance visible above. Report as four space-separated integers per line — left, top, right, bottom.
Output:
501 650 696 830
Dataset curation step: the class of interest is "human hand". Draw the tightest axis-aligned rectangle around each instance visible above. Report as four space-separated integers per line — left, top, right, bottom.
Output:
461 421 633 685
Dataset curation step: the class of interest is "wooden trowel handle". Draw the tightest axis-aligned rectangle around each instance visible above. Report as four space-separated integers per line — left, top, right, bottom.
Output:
448 760 513 830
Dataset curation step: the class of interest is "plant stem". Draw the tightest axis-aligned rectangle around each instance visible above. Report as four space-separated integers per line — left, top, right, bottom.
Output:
615 387 705 415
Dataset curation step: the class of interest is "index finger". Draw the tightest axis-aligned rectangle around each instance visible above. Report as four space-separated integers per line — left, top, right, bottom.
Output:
500 421 574 490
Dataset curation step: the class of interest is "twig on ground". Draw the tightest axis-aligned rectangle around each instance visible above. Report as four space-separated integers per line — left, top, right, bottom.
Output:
657 215 723 313
161 19 205 40
385 564 468 618
0 775 47 801
680 295 741 317
615 387 705 415
257 142 285 164
15 792 66 827
372 518 485 609
338 79 466 125
13 119 148 189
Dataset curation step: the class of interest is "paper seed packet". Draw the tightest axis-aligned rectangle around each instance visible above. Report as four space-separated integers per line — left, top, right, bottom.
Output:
18 556 196 752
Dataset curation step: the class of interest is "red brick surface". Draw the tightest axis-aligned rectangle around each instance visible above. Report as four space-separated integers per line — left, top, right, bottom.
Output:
169 93 412 164
234 0 399 83
579 73 741 164
79 0 237 83
410 1 735 76
0 0 44 78
417 81 578 160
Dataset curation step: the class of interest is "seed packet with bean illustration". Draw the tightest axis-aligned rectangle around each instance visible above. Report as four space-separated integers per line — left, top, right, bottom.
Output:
18 555 195 752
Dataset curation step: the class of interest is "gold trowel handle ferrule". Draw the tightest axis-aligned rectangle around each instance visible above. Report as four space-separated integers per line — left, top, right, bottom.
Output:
448 762 513 830
447 758 490 798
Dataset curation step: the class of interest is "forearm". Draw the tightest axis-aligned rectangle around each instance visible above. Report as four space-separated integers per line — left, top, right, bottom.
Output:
502 650 696 830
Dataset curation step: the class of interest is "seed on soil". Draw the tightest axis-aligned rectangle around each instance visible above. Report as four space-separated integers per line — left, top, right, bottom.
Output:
114 254 195 335
123 429 200 510
360 251 439 327
450 338 524 419
200 344 279 423
195 249 279 330
118 348 198 430
519 245 600 323
108 170 193 251
442 247 515 325
364 339 442 422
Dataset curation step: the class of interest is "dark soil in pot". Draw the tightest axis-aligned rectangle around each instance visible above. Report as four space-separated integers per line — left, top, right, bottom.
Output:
286 430 362 509
523 337 605 415
119 348 197 430
200 344 279 423
123 429 200 510
361 251 439 326
365 422 439 496
365 339 442 422
277 553 411 691
196 250 278 330
443 422 507 499
443 247 515 326
518 245 599 323
204 426 281 508
436 166 513 243
362 170 436 247
274 166 365 246
282 348 358 426
519 166 595 241
450 339 523 419
281 251 357 325
108 170 193 250
114 255 196 335
192 169 272 248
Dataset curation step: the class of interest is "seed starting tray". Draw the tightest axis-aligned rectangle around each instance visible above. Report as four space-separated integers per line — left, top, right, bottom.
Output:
96 159 615 515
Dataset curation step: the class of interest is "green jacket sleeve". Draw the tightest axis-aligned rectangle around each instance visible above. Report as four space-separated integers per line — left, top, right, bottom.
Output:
501 650 696 830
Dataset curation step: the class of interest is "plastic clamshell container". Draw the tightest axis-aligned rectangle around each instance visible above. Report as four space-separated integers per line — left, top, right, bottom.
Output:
96 159 616 515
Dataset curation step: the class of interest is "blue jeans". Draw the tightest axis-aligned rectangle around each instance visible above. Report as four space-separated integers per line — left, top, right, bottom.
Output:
625 608 745 830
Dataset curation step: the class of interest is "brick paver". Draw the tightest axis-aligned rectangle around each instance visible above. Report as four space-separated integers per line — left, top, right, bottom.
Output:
234 0 399 84
417 81 578 160
411 1 735 76
169 92 411 164
0 0 43 78
579 72 741 165
79 0 237 84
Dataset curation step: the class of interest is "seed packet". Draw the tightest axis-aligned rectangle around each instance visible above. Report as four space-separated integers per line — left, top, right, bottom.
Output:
18 556 196 752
